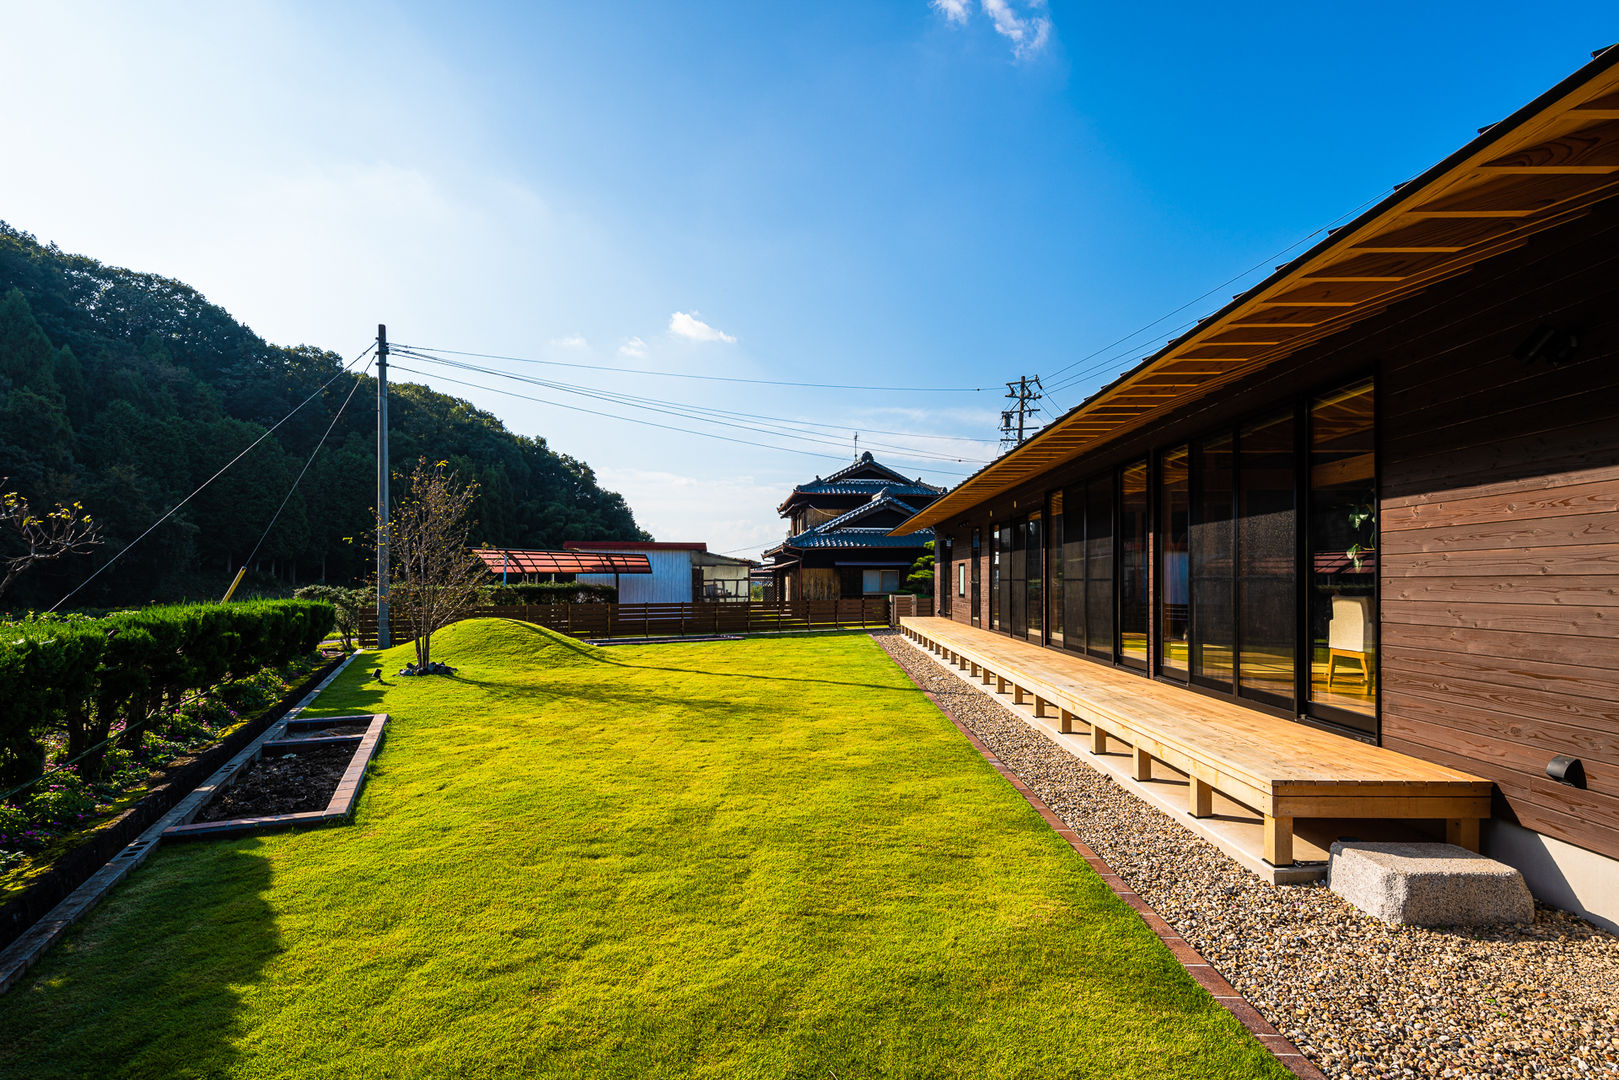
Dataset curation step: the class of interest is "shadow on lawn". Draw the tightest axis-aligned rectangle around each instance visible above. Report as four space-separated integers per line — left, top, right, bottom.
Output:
499 621 921 694
0 842 279 1078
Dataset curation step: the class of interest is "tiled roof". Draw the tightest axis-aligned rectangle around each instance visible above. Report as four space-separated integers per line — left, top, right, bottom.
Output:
814 492 921 532
775 453 946 512
783 528 933 550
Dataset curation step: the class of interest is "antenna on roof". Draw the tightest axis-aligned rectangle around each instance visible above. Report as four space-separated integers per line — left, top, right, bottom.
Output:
853 432 859 460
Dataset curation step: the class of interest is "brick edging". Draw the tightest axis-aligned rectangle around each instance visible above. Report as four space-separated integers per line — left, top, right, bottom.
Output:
887 644 1325 1080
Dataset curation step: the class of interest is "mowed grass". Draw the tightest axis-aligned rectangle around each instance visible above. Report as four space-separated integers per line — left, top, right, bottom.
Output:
0 620 1286 1080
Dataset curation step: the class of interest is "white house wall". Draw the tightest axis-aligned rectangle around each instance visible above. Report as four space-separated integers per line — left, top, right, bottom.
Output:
576 550 694 603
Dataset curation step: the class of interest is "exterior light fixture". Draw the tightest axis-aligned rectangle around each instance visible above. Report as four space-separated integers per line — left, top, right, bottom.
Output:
1546 755 1586 788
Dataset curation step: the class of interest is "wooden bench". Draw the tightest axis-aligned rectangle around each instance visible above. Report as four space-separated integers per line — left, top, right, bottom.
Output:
900 618 1492 867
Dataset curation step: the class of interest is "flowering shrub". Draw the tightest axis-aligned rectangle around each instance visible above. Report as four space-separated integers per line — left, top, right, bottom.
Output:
0 802 29 846
27 769 98 827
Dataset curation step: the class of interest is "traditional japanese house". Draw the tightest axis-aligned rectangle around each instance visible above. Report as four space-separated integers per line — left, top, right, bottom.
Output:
763 452 944 601
895 46 1619 928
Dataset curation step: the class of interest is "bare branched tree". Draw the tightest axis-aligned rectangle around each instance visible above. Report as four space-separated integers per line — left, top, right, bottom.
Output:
1 480 102 599
386 458 484 669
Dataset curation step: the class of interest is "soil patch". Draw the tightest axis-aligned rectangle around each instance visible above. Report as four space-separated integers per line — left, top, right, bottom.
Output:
196 744 356 821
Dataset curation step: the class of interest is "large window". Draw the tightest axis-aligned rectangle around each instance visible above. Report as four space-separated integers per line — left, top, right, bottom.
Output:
1191 434 1235 690
1159 446 1190 680
1237 413 1297 709
972 378 1375 737
939 537 952 616
1120 460 1149 669
1308 380 1376 733
1025 512 1043 643
1084 474 1114 660
970 528 982 626
1048 493 1063 646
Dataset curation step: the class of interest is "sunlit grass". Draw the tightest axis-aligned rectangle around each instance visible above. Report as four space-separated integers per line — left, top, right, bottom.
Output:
0 619 1286 1079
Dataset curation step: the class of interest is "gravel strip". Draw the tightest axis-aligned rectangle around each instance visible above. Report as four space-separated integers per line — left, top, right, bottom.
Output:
873 630 1619 1080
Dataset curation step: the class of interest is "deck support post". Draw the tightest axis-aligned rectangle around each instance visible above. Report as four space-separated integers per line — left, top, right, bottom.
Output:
995 675 1007 694
1058 709 1077 734
1032 696 1049 718
1447 817 1481 852
1012 685 1027 705
1188 777 1213 818
1089 726 1108 755
980 668 992 685
1132 747 1153 782
1264 815 1294 867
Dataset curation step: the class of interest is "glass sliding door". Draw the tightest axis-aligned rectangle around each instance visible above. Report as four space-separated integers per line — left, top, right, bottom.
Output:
1024 513 1043 642
1191 434 1235 690
1159 445 1190 680
1048 493 1064 647
998 523 1017 636
970 528 982 626
1237 413 1297 708
990 526 1002 630
1084 474 1114 661
1119 461 1149 669
1063 486 1085 652
1308 380 1376 733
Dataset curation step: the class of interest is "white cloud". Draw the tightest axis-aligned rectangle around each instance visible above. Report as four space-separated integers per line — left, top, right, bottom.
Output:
551 333 589 349
668 310 737 344
982 0 1051 58
931 0 1052 60
618 335 648 359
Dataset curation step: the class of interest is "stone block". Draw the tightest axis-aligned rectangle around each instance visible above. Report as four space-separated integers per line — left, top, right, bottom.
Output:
1328 841 1534 927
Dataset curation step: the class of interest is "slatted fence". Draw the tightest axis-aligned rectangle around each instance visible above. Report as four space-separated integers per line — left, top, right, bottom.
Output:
359 598 892 648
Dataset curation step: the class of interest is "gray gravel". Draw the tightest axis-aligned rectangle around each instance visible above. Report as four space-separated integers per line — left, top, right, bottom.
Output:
874 630 1619 1080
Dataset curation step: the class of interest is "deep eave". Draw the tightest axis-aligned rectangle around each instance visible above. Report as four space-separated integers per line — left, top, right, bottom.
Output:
893 44 1619 534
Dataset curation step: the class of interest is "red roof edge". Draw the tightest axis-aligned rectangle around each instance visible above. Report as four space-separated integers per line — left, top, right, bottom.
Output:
564 541 708 551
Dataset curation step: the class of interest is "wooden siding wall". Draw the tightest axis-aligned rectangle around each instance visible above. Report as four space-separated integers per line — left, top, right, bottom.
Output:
926 198 1619 860
1377 208 1619 859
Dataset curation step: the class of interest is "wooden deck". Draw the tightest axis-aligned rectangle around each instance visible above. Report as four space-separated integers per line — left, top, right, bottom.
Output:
900 617 1492 867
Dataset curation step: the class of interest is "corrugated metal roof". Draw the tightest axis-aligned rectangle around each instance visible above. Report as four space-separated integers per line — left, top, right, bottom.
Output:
474 549 653 574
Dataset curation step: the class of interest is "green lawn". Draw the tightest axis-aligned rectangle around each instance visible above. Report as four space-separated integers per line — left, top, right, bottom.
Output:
0 619 1286 1079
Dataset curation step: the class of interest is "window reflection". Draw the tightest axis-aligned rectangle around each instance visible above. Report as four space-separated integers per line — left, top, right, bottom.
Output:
1120 461 1149 668
1237 413 1296 708
1308 380 1377 729
1159 446 1189 680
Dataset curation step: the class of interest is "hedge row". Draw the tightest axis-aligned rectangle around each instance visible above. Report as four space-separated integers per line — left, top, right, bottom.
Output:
476 582 617 605
0 599 334 790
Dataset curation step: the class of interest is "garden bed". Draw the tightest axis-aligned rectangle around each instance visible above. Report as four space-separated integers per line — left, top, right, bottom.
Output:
0 653 345 953
163 714 387 841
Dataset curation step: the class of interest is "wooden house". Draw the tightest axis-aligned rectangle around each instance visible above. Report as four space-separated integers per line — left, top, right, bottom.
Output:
763 452 944 601
894 46 1619 928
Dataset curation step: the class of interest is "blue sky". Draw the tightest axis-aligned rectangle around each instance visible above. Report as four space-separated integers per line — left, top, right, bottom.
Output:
2 2 1614 557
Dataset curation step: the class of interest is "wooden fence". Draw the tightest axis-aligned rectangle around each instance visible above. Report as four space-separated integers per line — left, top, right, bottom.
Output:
359 598 893 648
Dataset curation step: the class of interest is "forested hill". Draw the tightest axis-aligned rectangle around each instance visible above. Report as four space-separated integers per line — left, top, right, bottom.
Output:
0 221 649 608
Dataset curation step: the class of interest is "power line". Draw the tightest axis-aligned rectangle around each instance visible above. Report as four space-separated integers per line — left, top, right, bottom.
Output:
243 357 374 570
392 348 992 467
385 361 981 478
48 342 378 612
392 342 990 393
999 375 1043 452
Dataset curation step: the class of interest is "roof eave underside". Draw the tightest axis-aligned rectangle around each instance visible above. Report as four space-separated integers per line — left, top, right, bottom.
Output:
892 45 1619 535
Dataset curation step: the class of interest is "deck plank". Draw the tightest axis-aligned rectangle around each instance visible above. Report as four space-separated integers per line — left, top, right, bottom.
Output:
900 618 1491 858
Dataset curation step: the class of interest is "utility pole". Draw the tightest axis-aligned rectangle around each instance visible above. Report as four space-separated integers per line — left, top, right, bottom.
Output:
376 324 391 650
999 375 1043 452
